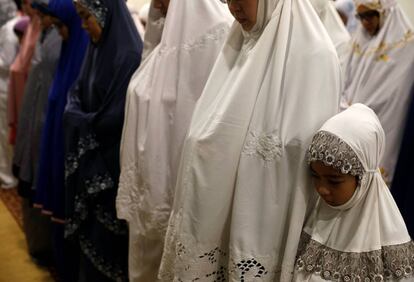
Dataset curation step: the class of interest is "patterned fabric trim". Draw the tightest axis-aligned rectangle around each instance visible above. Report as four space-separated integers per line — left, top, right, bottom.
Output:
65 173 114 238
295 232 414 282
79 235 127 282
308 131 365 179
95 205 127 236
65 134 99 179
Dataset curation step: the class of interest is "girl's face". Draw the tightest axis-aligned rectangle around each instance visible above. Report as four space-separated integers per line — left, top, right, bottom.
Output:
226 0 258 31
356 5 380 36
153 0 170 17
310 161 358 206
75 2 103 43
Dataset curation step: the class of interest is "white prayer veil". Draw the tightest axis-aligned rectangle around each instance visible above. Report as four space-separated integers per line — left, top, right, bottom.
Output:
158 0 341 281
116 0 232 280
342 0 414 184
141 0 164 60
335 0 358 33
309 0 351 72
294 103 414 282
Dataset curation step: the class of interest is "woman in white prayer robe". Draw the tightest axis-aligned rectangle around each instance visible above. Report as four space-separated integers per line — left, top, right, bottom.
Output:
310 0 351 74
341 0 414 185
116 0 233 281
157 0 341 281
293 103 413 282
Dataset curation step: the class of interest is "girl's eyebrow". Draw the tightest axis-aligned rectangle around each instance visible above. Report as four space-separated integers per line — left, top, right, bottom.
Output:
310 167 344 179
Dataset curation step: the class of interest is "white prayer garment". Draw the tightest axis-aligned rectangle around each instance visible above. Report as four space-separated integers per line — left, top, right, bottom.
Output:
157 0 341 281
116 0 233 281
342 0 414 184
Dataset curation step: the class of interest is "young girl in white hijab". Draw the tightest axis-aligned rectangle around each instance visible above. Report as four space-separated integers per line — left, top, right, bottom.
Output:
294 103 414 282
157 0 341 280
341 0 414 185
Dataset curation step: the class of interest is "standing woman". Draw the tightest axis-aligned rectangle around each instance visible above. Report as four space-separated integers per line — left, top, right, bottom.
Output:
341 0 414 184
116 0 232 280
64 0 143 280
33 0 88 279
7 0 40 144
158 0 341 281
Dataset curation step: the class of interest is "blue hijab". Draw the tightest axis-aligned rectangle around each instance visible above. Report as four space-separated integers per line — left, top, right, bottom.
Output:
63 0 143 280
35 0 88 221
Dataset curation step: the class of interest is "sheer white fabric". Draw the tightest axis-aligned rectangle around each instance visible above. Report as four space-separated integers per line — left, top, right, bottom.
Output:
293 103 413 282
0 17 18 188
116 0 232 281
310 0 351 75
342 0 414 184
157 0 341 281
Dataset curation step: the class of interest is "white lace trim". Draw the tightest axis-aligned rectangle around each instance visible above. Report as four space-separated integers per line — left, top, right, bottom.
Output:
295 232 414 282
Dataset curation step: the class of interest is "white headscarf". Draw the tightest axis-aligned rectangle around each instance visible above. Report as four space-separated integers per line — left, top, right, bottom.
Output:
127 2 146 39
342 0 414 184
335 0 358 33
310 0 351 77
116 0 232 280
158 0 341 281
140 0 164 60
294 103 413 282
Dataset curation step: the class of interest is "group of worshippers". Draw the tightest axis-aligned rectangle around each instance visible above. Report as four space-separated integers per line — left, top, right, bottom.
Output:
0 0 413 281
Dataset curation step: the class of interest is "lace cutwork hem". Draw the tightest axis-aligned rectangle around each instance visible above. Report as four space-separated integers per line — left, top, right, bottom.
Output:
159 212 279 282
79 235 127 282
117 160 172 238
242 131 283 163
308 131 365 179
65 173 115 238
295 232 414 281
65 134 99 179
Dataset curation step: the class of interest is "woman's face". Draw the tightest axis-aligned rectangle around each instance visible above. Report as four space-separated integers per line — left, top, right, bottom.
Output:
75 2 103 43
53 18 69 41
37 11 54 30
357 5 380 36
227 0 258 31
153 0 170 17
310 161 358 206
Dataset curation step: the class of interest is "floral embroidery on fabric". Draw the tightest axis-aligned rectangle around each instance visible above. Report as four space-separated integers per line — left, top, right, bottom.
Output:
65 173 114 238
295 232 414 282
85 174 114 194
65 134 99 179
242 131 283 162
79 235 127 282
95 205 128 235
308 131 365 179
352 30 414 59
